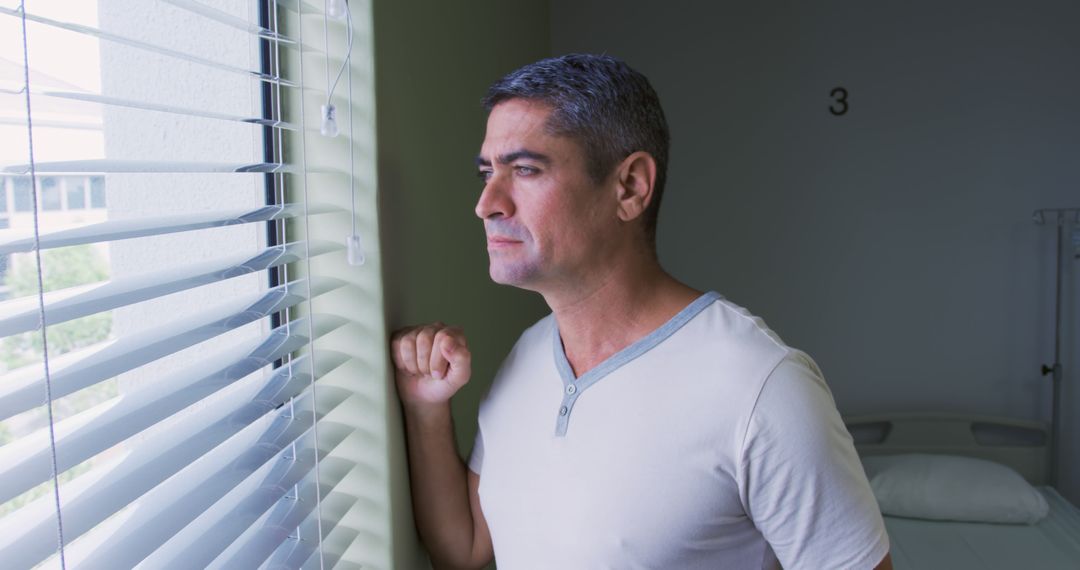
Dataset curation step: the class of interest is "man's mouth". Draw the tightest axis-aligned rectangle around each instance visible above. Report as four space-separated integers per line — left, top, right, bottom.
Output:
487 236 522 248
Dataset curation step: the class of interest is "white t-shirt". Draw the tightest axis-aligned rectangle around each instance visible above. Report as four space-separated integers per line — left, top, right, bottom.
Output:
469 292 889 569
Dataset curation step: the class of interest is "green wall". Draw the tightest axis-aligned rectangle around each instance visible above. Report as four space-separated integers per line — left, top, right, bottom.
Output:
373 2 551 567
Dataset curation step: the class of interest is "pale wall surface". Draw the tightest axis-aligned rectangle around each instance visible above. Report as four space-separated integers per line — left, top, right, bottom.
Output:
551 0 1080 501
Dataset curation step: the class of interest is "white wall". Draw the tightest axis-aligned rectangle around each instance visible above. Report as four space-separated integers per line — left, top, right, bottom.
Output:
552 0 1079 500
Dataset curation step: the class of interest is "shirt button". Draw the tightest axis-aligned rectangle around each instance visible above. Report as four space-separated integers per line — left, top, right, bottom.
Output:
566 384 577 394
559 406 568 416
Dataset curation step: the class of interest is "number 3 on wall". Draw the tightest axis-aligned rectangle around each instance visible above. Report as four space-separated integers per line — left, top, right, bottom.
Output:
830 87 848 116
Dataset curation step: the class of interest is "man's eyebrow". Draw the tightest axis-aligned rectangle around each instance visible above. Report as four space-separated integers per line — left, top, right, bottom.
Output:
498 149 551 165
475 149 552 168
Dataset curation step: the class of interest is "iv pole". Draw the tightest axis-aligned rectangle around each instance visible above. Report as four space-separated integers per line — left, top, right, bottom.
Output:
1033 206 1079 487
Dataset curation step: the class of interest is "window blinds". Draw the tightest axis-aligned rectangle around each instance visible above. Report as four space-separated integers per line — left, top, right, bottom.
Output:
0 1 365 567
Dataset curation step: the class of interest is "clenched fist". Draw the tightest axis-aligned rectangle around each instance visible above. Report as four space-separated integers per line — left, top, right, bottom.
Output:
390 322 472 411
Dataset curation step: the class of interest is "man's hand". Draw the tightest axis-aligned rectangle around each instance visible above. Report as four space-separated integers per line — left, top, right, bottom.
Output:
390 322 472 411
390 323 493 569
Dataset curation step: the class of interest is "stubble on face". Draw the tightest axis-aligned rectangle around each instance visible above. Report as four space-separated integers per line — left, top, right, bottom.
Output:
484 217 541 285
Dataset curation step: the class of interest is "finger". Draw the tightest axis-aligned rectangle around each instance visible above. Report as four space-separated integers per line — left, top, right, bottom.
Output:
442 335 471 384
445 325 466 347
398 332 418 375
430 330 452 379
390 336 406 372
415 326 437 376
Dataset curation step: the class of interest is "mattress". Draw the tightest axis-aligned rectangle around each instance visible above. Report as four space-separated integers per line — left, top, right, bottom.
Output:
887 487 1080 570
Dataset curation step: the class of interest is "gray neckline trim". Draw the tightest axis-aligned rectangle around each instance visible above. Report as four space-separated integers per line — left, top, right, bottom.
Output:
550 290 722 436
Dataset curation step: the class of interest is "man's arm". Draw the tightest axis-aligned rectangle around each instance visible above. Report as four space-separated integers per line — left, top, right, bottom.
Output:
740 354 891 569
874 553 894 569
392 323 493 570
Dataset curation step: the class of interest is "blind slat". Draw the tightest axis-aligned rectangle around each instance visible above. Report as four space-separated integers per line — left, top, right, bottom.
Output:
306 525 364 570
2 392 349 570
211 491 357 569
267 510 359 570
319 561 367 570
1 159 298 175
2 0 368 565
0 340 349 503
0 6 297 87
146 458 356 569
0 386 351 569
72 421 353 569
0 239 340 338
0 283 346 422
160 0 299 45
273 0 324 15
0 114 99 130
0 203 339 255
38 90 298 130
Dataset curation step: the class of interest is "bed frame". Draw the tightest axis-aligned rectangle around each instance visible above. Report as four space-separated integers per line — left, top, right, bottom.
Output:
844 413 1052 486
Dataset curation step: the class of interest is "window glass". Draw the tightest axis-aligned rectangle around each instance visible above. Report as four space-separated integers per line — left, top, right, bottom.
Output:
0 252 7 301
12 177 32 212
89 176 106 208
40 177 61 211
0 182 7 213
0 218 8 300
0 1 284 561
65 177 87 209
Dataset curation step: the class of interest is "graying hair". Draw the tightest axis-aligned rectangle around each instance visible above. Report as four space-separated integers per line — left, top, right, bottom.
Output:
483 54 671 246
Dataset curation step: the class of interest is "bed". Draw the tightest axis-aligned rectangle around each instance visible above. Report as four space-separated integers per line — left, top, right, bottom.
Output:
844 414 1080 570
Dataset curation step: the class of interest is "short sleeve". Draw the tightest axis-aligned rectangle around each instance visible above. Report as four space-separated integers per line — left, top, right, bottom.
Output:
468 426 484 475
738 352 889 570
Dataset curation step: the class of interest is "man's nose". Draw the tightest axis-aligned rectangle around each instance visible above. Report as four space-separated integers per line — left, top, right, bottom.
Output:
475 172 514 220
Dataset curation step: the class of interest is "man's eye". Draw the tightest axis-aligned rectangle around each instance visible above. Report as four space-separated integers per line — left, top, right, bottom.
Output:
514 165 538 176
477 170 493 182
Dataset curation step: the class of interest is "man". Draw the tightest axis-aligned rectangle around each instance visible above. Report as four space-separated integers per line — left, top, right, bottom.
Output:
391 54 892 569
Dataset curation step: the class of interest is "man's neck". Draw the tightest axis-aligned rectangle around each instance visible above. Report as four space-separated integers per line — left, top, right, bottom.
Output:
544 263 703 379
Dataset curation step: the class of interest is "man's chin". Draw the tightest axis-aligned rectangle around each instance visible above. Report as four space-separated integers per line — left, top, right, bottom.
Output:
489 265 539 289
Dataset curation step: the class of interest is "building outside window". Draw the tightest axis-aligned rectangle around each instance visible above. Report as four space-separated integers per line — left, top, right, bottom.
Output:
89 175 105 208
64 176 86 209
0 0 273 564
38 177 60 211
11 177 32 212
0 0 384 565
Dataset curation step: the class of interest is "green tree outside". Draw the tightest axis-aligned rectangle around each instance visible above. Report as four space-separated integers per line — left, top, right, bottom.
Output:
0 245 117 517
0 245 113 371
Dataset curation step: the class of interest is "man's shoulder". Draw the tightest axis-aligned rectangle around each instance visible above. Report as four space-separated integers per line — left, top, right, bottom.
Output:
688 295 794 360
693 298 830 410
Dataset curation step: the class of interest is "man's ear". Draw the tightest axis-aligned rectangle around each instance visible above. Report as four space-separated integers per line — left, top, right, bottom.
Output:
614 151 657 223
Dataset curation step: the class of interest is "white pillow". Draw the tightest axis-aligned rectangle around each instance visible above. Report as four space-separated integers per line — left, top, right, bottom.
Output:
861 453 1049 524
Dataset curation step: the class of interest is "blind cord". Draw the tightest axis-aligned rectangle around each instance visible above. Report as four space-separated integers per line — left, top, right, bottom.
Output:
322 5 332 105
17 2 68 568
321 3 353 107
325 0 364 265
269 1 303 543
296 2 326 567
343 0 362 263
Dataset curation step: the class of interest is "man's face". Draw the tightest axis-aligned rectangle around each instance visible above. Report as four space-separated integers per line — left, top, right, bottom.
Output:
475 99 613 290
